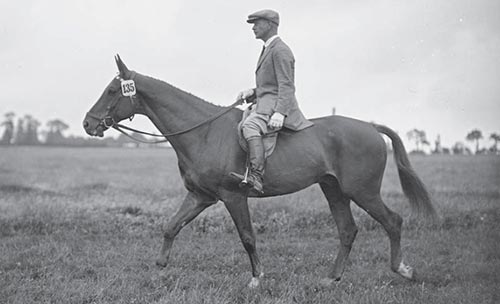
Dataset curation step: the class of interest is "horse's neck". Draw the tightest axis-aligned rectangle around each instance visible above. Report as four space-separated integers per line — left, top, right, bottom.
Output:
135 73 222 152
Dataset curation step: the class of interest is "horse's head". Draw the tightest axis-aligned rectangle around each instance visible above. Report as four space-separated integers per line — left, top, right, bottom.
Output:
83 55 140 137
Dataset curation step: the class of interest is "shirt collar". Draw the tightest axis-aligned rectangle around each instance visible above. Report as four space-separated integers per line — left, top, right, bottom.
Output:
264 35 279 48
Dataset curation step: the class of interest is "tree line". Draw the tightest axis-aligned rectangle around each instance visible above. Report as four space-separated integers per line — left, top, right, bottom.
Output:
0 112 159 147
405 128 499 155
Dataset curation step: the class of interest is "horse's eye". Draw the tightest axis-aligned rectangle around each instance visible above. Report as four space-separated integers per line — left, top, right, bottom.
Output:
108 88 117 95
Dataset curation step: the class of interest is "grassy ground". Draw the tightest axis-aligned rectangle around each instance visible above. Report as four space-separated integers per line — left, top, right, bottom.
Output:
0 147 499 303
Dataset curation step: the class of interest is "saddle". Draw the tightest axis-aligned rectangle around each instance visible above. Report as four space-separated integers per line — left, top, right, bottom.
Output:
237 106 279 159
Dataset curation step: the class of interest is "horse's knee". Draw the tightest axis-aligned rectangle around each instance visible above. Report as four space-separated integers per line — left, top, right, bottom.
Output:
163 220 188 240
339 225 358 248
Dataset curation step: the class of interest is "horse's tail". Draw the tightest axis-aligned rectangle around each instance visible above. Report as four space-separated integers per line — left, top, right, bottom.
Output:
373 123 437 220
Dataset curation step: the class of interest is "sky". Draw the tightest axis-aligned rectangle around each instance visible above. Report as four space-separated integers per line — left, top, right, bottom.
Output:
1 0 499 150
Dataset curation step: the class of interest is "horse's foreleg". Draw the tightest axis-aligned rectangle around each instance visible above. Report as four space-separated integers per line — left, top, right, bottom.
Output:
156 191 215 267
320 182 358 282
221 191 263 288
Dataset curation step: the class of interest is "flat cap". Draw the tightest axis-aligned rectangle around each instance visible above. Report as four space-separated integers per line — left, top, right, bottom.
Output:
246 9 280 26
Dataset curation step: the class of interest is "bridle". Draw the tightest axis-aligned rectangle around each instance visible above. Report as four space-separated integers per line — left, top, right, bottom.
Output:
86 71 245 144
86 72 138 131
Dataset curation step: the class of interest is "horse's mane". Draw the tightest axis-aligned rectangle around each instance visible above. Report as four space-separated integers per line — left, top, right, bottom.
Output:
138 73 225 111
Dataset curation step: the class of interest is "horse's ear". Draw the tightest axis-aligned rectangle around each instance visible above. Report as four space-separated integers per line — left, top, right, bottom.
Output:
114 54 130 77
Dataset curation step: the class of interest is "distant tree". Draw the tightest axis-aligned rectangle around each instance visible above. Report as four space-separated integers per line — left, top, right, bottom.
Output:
432 134 442 154
0 112 15 145
13 115 41 145
24 115 40 145
47 119 69 134
13 117 25 144
45 119 69 145
406 128 429 152
490 133 500 152
5 112 15 120
452 142 472 155
466 129 483 154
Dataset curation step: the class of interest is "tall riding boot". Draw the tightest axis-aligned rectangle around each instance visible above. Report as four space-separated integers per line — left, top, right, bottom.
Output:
246 136 265 194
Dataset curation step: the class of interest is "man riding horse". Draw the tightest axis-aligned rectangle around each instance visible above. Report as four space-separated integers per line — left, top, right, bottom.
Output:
232 9 313 194
83 9 436 288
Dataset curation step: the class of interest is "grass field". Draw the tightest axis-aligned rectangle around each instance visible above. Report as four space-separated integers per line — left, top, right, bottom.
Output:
0 147 499 303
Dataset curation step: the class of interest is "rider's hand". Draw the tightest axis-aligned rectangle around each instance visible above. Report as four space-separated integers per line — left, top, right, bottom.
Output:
268 112 285 129
236 89 255 102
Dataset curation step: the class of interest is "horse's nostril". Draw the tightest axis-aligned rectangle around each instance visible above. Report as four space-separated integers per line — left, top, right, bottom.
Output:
83 121 89 129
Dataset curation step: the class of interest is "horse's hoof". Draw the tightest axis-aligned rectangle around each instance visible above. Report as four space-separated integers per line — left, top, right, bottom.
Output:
156 258 168 268
397 262 414 280
247 273 264 289
248 277 260 288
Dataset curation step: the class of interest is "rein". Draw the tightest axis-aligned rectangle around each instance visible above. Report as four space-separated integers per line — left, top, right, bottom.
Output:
112 99 242 144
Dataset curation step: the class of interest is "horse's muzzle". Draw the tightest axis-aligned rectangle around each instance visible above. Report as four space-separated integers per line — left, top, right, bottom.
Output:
83 116 106 137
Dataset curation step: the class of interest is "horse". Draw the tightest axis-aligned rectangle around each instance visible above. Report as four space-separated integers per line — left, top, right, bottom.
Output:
83 55 436 288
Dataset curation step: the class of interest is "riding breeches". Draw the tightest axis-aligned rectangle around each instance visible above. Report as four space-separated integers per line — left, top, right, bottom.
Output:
241 112 271 139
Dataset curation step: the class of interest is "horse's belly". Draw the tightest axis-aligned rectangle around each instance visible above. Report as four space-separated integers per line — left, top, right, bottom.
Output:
260 148 331 196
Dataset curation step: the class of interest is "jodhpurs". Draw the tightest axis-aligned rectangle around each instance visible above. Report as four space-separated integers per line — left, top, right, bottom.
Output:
241 112 270 140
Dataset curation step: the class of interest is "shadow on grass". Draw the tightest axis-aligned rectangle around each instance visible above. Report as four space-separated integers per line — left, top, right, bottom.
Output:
0 184 62 196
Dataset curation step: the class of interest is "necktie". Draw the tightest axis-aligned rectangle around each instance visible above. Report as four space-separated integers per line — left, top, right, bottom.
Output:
259 46 265 59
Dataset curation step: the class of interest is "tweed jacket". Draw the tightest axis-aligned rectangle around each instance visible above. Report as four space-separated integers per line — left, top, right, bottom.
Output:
253 37 313 131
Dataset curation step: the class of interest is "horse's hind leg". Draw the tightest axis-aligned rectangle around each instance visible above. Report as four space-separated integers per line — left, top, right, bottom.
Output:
351 192 414 280
320 181 358 281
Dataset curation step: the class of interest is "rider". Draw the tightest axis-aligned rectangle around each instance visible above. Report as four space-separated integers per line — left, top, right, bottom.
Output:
233 9 313 193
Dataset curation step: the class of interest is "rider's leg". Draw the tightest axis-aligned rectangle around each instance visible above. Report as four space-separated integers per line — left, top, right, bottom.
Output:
245 136 265 193
231 112 269 193
241 112 269 139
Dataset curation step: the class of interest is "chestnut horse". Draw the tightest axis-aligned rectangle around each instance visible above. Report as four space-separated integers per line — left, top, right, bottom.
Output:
83 55 436 287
